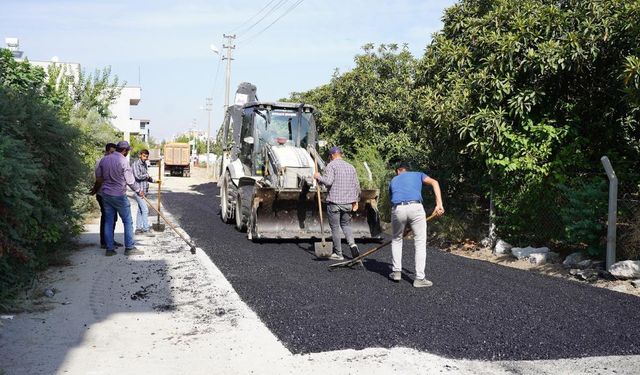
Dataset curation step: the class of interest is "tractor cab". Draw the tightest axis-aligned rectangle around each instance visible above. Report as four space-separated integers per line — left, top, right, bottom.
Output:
238 102 317 179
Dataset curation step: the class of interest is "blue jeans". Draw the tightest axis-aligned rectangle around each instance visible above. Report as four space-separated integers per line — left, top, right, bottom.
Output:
96 194 117 247
102 194 135 250
133 193 149 231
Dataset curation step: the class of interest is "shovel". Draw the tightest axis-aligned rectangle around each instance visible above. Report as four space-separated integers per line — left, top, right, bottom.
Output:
313 156 333 258
152 164 165 232
328 213 437 269
143 195 197 254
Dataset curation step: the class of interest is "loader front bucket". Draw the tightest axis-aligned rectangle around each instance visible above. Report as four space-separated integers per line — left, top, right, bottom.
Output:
249 187 382 240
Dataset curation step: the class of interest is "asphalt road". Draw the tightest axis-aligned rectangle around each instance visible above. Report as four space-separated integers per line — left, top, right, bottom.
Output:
162 181 640 361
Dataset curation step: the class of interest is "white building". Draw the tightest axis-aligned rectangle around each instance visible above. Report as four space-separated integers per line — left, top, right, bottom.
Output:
175 129 209 143
108 87 154 146
5 37 151 145
31 60 81 87
7 37 81 88
108 86 142 142
139 119 150 143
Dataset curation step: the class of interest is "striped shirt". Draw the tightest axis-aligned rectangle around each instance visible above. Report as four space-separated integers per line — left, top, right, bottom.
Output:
132 158 151 193
318 158 361 204
96 152 140 196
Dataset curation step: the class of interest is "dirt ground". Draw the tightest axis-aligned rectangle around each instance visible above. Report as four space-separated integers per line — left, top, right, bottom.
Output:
445 241 640 297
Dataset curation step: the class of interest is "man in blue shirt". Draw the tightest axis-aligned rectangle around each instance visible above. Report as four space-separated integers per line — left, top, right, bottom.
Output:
388 162 444 287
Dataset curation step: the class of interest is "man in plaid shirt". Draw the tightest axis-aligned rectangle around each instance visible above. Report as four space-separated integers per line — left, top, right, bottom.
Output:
132 149 155 236
313 146 361 260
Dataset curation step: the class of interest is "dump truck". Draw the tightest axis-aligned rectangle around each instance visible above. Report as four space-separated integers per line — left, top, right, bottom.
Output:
217 82 382 240
163 142 190 177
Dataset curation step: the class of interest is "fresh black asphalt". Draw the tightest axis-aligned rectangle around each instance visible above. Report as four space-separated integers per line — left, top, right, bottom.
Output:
161 182 640 360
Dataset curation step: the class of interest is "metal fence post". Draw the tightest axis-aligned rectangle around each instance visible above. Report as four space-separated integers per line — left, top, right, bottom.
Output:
489 187 496 246
601 156 618 270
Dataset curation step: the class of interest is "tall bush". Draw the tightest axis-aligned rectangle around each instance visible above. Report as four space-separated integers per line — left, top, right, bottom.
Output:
416 0 640 244
0 49 121 308
558 177 608 256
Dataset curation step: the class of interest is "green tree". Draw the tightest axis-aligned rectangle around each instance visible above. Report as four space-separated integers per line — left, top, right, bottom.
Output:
414 0 640 246
290 43 418 161
0 49 124 308
174 134 208 154
0 52 83 306
287 0 640 250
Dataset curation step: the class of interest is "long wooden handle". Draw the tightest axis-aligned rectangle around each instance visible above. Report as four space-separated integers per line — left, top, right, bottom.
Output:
157 163 162 222
330 213 437 268
314 157 326 244
143 195 194 248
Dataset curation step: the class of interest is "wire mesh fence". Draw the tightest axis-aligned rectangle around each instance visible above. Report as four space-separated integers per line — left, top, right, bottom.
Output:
617 168 640 261
496 171 609 254
431 158 639 262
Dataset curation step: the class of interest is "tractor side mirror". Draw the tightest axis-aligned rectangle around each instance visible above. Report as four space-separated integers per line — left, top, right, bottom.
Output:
243 136 255 144
318 140 327 148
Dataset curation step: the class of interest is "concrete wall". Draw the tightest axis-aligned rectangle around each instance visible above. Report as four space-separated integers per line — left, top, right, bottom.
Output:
29 60 81 86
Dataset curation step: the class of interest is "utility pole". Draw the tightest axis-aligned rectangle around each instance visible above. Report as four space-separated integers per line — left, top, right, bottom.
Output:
205 97 213 177
190 119 197 167
222 34 236 112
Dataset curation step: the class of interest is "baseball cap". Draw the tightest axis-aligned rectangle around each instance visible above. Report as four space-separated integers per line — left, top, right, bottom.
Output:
116 141 132 150
328 146 342 155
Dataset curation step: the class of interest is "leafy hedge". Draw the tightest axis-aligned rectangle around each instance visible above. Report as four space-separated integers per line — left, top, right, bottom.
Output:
0 49 120 309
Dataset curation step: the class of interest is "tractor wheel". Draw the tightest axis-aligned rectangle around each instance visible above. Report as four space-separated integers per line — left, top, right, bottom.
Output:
235 185 254 232
220 173 234 223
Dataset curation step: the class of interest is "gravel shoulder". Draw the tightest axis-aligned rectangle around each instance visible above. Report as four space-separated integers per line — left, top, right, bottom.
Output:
446 244 640 297
1 167 639 374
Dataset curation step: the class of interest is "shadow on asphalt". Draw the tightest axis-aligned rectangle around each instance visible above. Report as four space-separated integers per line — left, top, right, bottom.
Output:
161 183 640 361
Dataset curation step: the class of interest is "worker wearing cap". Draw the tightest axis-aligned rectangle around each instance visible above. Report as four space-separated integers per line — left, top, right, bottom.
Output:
313 146 361 260
94 142 121 249
388 162 444 287
90 141 145 257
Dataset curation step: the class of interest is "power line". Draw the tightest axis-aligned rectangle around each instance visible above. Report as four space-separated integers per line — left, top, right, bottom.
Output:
238 0 305 45
229 0 279 34
210 53 222 100
235 0 290 37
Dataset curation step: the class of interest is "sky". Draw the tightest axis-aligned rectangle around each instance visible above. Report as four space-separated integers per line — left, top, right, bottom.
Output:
1 0 458 141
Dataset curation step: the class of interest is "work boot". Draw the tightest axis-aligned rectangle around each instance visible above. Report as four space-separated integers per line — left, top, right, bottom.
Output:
413 278 433 288
114 241 123 248
389 271 401 282
143 230 156 237
135 229 144 235
349 244 360 258
329 253 344 261
105 249 117 256
124 247 145 256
